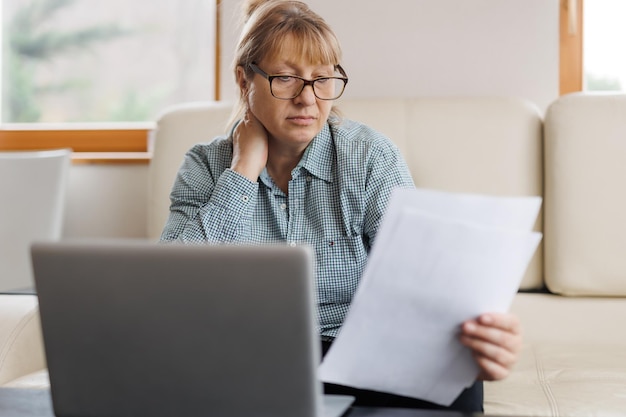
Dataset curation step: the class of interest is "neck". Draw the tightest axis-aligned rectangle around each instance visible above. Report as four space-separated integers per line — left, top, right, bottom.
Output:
266 156 298 194
266 141 307 194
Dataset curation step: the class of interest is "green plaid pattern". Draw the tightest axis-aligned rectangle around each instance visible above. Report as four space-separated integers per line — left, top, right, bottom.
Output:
161 119 414 336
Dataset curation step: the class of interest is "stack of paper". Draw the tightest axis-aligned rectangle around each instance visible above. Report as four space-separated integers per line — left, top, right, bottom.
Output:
319 187 542 406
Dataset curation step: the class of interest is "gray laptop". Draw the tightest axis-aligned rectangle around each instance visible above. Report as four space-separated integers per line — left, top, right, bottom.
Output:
31 240 353 417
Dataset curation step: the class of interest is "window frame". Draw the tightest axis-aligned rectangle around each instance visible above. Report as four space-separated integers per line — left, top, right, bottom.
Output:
0 124 153 164
1 0 582 162
560 0 584 95
0 0 222 164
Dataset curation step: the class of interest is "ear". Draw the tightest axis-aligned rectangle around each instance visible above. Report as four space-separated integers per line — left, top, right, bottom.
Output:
236 66 248 93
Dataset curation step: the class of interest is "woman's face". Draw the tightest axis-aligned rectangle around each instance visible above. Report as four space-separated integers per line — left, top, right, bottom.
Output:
240 38 335 150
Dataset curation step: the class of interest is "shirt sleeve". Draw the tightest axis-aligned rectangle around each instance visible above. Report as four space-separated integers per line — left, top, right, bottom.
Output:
160 143 258 243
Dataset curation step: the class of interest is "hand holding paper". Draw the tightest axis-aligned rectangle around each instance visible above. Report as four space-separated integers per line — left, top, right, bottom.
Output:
319 187 542 406
460 311 523 381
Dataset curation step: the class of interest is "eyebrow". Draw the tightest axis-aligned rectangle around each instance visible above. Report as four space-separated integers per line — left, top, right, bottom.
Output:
266 61 334 75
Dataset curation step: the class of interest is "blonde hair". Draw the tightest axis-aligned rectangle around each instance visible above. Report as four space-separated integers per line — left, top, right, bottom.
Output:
228 0 344 127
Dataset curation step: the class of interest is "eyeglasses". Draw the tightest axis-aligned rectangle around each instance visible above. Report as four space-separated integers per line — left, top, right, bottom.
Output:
248 63 348 100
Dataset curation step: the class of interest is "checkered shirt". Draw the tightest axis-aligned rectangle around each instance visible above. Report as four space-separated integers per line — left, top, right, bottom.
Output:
160 119 415 337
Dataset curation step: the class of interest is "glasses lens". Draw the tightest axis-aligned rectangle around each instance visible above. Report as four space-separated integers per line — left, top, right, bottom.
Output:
270 77 303 99
269 76 347 100
314 78 346 100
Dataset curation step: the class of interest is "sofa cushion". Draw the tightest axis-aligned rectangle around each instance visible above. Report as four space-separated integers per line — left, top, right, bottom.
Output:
484 292 626 415
484 344 626 416
0 295 46 386
544 93 626 295
1 369 49 389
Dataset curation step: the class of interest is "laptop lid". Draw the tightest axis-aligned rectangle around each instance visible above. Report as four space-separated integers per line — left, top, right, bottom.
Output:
32 240 350 417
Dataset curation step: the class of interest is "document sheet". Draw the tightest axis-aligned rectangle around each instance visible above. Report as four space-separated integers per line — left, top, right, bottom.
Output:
319 188 542 406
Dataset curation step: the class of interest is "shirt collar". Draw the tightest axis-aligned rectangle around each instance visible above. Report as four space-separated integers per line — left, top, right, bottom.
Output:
251 122 335 188
296 122 334 183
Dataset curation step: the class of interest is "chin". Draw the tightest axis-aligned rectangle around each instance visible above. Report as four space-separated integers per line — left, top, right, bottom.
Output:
278 127 319 144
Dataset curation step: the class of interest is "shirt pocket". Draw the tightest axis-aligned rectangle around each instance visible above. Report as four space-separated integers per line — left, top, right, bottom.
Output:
315 234 367 304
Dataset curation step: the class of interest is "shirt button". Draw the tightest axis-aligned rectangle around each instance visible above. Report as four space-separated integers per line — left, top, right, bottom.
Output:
306 176 312 182
241 195 249 202
289 241 297 247
280 203 287 210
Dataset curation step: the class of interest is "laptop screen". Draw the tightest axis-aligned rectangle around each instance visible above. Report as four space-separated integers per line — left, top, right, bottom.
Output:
32 241 327 417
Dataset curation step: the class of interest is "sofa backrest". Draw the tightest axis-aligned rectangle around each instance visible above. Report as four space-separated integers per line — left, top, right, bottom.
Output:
544 93 626 296
149 97 544 289
148 101 234 242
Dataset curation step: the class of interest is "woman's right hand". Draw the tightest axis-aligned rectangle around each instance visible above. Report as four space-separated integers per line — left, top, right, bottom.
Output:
231 109 268 182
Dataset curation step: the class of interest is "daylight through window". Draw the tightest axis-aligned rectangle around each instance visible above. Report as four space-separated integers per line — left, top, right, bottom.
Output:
584 0 626 92
1 0 216 124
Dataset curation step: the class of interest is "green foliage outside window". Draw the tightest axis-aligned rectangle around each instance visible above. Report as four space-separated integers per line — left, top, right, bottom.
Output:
2 0 131 122
585 73 623 92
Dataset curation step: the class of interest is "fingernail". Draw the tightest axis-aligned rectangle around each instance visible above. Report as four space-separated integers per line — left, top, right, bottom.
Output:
480 314 493 324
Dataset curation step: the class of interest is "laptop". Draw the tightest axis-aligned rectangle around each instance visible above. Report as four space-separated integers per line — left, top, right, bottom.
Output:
31 240 354 417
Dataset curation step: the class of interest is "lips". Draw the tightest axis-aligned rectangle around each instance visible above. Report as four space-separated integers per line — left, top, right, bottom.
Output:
288 115 316 120
287 115 317 125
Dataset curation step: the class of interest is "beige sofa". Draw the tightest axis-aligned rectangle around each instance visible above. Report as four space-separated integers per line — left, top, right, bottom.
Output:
0 294 46 388
3 93 626 416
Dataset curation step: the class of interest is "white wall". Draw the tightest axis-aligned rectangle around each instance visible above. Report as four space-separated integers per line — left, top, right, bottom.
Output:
220 0 559 113
63 0 560 239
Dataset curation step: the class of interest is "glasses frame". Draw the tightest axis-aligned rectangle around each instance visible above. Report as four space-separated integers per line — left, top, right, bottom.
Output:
248 63 349 100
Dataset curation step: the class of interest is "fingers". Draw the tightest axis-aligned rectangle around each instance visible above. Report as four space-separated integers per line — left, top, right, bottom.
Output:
460 313 523 381
241 107 258 127
241 109 251 124
472 352 513 381
478 312 521 334
237 108 268 141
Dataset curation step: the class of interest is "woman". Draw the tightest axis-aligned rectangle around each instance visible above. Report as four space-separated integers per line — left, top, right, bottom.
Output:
161 0 521 412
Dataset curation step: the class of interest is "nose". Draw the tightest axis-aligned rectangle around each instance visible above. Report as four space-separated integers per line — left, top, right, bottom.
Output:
294 84 317 106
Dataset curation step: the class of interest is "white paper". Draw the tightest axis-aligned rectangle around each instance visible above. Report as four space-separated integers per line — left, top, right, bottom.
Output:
319 188 542 406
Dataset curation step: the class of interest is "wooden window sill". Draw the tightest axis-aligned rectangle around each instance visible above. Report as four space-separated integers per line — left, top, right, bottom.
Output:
71 152 152 165
0 123 153 164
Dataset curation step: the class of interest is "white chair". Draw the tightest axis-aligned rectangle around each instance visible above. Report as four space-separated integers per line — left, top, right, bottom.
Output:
0 149 71 292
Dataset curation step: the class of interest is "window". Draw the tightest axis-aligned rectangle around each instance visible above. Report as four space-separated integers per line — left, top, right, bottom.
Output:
583 0 626 91
561 0 626 94
2 0 216 123
0 0 218 161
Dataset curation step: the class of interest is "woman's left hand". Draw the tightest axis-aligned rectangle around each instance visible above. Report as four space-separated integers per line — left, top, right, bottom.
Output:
459 312 522 381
